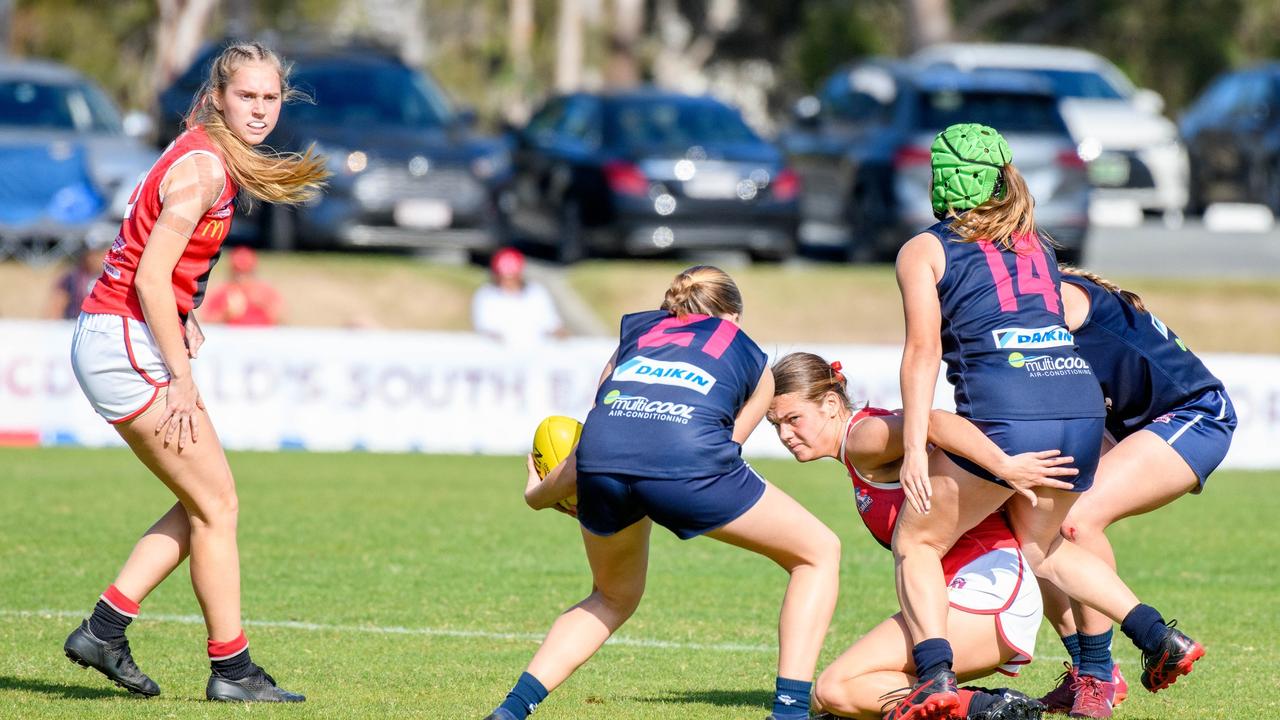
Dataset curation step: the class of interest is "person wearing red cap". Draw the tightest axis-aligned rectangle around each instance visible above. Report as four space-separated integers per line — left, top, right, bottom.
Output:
202 246 283 326
471 247 565 345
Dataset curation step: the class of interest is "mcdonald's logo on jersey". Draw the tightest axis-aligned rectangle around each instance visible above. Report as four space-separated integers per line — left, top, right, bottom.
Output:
199 219 226 239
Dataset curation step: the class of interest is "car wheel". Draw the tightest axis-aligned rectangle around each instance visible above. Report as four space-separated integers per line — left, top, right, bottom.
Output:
556 198 586 264
847 182 887 263
267 204 297 251
749 232 797 263
1184 153 1208 216
1266 157 1280 214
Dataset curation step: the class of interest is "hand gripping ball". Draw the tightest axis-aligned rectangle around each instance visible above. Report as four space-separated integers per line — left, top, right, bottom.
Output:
531 415 583 509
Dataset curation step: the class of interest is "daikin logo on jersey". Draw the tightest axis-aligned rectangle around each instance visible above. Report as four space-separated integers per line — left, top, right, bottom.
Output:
991 325 1074 349
611 355 717 395
602 390 695 424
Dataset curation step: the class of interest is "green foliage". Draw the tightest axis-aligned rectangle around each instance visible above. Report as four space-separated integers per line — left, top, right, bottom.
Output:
780 0 895 98
1 447 1277 718
7 0 1280 124
11 0 156 110
952 0 1249 111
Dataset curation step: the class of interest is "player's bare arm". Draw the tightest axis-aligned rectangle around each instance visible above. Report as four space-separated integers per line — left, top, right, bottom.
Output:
135 152 223 449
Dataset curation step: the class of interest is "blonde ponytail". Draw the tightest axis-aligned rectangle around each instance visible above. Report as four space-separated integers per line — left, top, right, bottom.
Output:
660 265 744 318
1060 265 1146 312
948 163 1053 252
185 42 329 206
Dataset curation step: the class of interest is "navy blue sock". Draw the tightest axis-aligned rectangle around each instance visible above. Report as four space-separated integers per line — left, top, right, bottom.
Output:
967 690 998 717
912 638 954 681
88 599 132 643
1061 633 1082 667
1078 630 1114 681
498 672 549 719
210 647 254 680
772 676 812 718
1120 604 1167 655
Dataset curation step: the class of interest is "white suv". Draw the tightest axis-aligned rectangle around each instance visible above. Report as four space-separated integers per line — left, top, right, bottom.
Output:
911 43 1189 219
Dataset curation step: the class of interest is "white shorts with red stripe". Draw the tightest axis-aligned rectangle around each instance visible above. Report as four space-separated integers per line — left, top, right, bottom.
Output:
71 312 170 424
947 546 1041 676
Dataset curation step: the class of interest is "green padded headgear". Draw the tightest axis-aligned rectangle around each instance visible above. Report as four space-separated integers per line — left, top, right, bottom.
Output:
930 123 1012 216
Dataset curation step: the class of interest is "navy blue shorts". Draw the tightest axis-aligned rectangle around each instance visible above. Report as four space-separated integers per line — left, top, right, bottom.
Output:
1128 388 1236 491
577 462 767 540
945 417 1105 493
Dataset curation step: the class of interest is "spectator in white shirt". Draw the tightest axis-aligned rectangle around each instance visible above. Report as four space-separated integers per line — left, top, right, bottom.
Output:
472 247 567 345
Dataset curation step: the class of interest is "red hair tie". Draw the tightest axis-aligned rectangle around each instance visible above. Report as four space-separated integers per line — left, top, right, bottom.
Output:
830 360 845 383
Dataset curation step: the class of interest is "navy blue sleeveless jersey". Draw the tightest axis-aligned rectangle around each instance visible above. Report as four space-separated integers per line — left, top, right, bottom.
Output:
576 310 768 479
927 220 1104 420
1065 275 1224 440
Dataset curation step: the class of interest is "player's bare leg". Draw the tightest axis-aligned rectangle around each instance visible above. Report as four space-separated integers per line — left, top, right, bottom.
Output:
814 609 1035 720
524 518 652 689
707 482 841 682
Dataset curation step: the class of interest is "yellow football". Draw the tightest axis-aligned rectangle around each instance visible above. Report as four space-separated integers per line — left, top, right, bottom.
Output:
531 415 582 509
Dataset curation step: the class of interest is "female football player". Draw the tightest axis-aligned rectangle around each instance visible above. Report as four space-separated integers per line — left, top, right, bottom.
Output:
769 351 1071 720
485 266 841 720
1033 268 1235 718
889 123 1203 720
65 42 327 702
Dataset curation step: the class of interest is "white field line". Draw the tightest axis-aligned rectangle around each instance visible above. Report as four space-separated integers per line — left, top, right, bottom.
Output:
0 608 774 654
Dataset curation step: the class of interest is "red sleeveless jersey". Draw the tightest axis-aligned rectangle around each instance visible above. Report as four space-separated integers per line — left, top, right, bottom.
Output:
841 407 1019 581
82 127 238 321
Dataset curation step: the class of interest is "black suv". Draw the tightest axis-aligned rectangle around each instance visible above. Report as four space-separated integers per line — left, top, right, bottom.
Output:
155 43 512 252
781 60 1090 262
1180 63 1280 213
506 89 800 263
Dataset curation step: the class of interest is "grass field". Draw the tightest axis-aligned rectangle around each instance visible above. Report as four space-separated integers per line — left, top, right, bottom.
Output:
0 448 1277 719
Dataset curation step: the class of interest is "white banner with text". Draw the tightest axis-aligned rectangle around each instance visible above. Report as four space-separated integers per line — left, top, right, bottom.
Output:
2 320 1278 468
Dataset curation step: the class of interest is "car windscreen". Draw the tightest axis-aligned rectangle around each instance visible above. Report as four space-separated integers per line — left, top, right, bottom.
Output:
998 68 1127 100
915 90 1070 135
288 64 453 128
604 99 760 149
0 80 122 132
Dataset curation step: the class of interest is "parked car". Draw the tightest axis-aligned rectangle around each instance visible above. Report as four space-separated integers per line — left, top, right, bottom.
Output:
506 89 800 263
912 43 1189 219
156 43 512 252
1179 63 1280 213
782 61 1090 262
0 58 157 257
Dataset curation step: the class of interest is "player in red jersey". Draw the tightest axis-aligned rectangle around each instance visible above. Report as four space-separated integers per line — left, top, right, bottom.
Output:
64 42 327 702
769 352 1074 720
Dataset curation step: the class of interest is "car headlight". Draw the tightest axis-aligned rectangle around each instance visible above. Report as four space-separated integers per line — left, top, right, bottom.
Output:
1076 137 1103 163
312 143 368 175
471 149 510 180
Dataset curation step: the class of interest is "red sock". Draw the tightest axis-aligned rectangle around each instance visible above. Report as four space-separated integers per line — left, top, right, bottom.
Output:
100 585 140 617
88 585 140 642
956 687 975 717
208 630 253 679
207 630 248 660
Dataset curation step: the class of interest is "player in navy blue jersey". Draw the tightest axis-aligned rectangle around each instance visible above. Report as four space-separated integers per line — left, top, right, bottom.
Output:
1032 268 1236 718
888 123 1204 720
483 266 841 720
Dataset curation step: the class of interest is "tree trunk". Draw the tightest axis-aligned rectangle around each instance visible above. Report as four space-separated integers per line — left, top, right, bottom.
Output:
509 0 534 78
0 0 12 55
152 0 218 99
604 0 644 88
904 0 952 51
555 0 583 91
